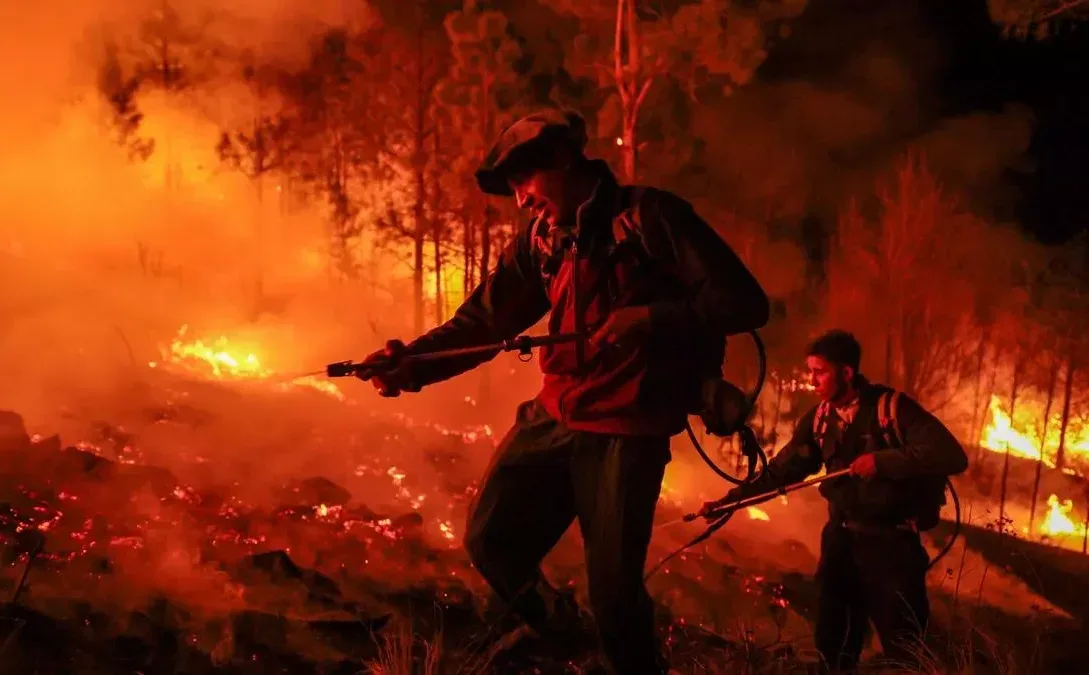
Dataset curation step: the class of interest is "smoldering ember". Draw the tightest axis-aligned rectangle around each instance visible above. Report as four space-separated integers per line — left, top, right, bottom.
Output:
2 1 1089 674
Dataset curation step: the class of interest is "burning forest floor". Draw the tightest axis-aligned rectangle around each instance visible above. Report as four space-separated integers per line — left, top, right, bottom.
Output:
0 368 1086 674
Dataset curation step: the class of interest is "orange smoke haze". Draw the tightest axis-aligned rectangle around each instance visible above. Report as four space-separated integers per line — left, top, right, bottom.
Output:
0 9 1083 667
0 0 498 441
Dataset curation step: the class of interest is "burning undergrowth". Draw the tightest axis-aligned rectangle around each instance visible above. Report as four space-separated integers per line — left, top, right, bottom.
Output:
0 329 810 673
0 423 804 673
0 409 474 667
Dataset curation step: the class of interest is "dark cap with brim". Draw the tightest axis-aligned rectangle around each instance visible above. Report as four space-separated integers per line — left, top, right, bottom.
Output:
475 109 589 196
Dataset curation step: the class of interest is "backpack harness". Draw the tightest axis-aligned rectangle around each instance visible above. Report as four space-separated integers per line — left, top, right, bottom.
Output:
813 390 961 571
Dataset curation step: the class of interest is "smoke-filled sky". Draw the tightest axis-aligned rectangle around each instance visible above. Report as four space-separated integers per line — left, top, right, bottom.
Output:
0 0 1082 443
0 1 362 127
753 0 1088 243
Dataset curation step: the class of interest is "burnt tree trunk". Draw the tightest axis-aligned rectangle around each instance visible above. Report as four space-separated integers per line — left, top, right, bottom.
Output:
253 162 265 312
614 0 652 183
410 23 434 335
998 351 1024 531
431 126 444 325
1029 357 1060 537
462 198 476 296
1082 489 1088 554
976 343 1003 467
413 203 426 333
969 328 990 452
154 0 183 196
479 200 492 282
476 72 494 283
1056 353 1076 471
328 136 356 280
474 76 495 409
249 74 270 313
476 202 492 408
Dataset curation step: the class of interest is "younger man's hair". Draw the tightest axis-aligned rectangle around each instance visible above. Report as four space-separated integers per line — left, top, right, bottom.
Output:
807 330 862 373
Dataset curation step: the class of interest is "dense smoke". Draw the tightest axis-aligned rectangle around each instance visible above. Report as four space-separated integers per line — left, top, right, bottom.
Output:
0 0 440 439
0 5 1082 670
0 0 1064 504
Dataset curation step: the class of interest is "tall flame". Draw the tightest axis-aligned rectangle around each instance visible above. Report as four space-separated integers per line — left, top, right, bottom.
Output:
975 395 1089 547
979 394 1089 470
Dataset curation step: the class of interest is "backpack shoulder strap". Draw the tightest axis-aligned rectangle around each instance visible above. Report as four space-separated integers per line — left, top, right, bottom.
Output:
613 186 647 250
812 401 831 438
876 390 904 447
529 215 548 250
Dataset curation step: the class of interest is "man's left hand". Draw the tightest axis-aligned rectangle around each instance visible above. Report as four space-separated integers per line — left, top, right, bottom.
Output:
590 306 651 349
850 453 878 480
698 486 745 520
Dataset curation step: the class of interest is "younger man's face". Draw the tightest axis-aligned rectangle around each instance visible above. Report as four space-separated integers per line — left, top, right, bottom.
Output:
806 355 853 402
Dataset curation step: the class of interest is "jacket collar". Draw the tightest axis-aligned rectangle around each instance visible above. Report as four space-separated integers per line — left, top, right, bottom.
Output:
532 160 623 254
573 160 621 246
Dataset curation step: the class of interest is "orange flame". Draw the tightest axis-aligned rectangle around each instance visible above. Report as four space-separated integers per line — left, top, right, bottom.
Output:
149 325 344 400
1038 494 1086 539
746 507 770 521
979 394 1089 470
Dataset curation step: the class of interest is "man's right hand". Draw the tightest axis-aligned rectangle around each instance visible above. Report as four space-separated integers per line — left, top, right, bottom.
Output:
357 339 420 398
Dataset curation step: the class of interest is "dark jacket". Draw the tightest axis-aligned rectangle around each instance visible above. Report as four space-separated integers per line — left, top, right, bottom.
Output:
403 160 770 436
747 379 968 525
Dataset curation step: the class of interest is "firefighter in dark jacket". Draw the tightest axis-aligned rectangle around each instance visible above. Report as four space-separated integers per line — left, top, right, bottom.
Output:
360 109 770 674
702 330 968 672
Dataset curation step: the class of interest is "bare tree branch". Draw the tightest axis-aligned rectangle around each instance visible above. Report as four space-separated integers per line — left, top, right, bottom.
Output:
1042 0 1089 20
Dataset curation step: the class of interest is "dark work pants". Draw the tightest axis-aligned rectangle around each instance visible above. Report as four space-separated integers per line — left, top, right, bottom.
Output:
464 400 670 675
814 521 931 672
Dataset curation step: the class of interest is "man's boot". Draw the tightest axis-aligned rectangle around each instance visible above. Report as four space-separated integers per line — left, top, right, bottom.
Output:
480 578 591 662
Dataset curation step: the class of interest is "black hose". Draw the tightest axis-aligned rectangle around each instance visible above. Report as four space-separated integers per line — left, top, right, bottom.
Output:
646 331 771 580
645 505 737 581
927 479 961 571
684 330 770 486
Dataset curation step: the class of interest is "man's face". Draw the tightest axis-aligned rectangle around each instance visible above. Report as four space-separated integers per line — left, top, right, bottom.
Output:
509 167 573 229
806 355 852 402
